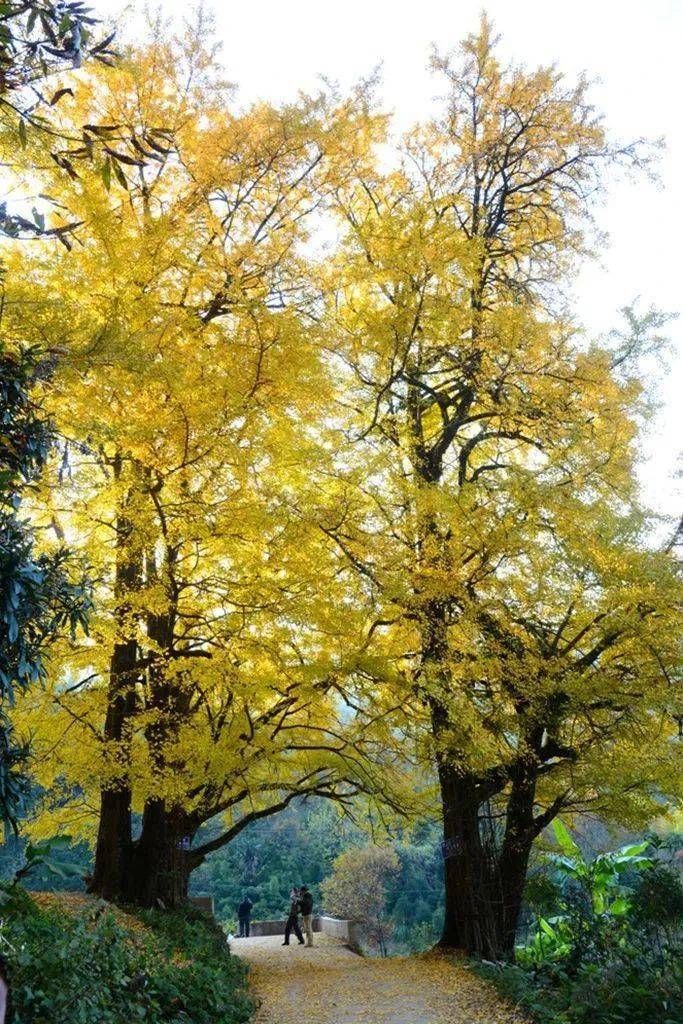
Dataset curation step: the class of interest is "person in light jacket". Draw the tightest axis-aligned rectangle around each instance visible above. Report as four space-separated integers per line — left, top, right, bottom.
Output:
299 884 314 947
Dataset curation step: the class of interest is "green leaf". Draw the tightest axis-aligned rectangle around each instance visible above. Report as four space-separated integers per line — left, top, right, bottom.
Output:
112 160 128 190
552 818 581 858
50 87 74 106
547 853 580 878
101 158 111 190
610 897 630 916
45 834 73 849
615 841 650 859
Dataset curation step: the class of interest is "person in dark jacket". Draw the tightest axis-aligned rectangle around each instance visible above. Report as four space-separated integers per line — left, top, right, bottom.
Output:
237 895 253 938
282 888 305 945
299 884 314 947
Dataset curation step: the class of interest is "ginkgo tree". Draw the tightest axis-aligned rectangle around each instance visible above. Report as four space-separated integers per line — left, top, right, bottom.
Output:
7 21 411 906
316 17 682 958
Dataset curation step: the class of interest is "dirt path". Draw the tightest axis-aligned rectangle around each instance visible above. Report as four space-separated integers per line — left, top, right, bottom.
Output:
234 934 527 1024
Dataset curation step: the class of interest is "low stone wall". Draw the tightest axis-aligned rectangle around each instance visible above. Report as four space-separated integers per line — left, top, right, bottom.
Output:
249 915 365 953
249 918 288 937
316 916 366 955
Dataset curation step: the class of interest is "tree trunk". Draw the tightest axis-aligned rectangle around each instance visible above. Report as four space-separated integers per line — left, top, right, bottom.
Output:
437 763 504 958
89 630 137 899
90 459 141 900
417 518 539 960
437 758 538 960
497 769 538 956
89 787 132 900
498 840 532 959
122 800 197 907
124 572 194 907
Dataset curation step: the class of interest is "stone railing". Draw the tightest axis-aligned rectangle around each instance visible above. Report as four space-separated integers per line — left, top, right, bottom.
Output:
249 914 366 954
247 917 285 937
315 915 366 954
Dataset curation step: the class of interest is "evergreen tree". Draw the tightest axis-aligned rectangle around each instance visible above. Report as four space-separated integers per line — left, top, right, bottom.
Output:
0 345 90 824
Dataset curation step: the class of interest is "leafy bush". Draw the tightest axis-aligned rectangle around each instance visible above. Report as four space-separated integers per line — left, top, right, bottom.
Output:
476 824 683 1024
478 947 682 1024
517 821 656 971
0 887 253 1023
322 844 401 956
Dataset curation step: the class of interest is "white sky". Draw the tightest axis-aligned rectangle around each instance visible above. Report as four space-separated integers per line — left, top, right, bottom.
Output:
115 0 682 526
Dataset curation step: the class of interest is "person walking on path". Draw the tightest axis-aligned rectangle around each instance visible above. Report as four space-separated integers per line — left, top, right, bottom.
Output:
237 895 253 938
299 884 314 947
282 888 305 946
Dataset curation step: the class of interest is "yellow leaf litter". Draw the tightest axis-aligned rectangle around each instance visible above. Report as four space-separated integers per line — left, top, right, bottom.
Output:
235 934 529 1024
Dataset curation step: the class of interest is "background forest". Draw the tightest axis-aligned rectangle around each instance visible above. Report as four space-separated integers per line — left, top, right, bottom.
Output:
1 799 447 951
2 798 681 957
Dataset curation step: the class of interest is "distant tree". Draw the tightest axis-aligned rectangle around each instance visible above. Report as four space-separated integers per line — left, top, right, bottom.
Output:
190 799 367 924
322 845 400 956
388 829 444 938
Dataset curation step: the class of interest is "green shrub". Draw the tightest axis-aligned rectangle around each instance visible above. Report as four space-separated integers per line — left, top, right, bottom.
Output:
0 888 253 1023
476 826 683 1024
478 949 682 1024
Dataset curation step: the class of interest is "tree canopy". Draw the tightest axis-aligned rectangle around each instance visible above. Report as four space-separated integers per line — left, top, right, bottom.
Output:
2 13 680 958
6 19 414 905
310 18 681 956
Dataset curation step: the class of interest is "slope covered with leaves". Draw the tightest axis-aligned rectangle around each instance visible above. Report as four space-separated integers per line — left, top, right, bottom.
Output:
0 889 252 1024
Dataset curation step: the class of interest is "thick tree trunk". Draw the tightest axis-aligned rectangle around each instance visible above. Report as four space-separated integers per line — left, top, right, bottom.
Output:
124 576 195 907
122 801 198 907
497 768 539 955
417 518 539 959
89 787 132 900
498 842 532 958
437 763 504 958
90 461 141 900
89 631 137 899
437 759 538 960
